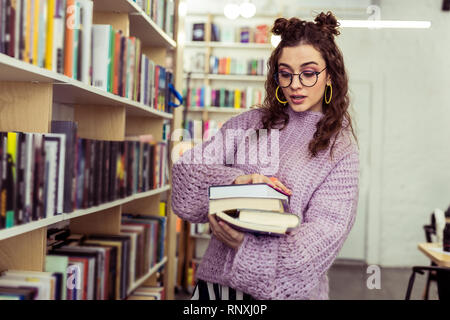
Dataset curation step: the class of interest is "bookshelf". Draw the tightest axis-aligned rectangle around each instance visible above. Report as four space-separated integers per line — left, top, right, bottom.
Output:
0 0 183 300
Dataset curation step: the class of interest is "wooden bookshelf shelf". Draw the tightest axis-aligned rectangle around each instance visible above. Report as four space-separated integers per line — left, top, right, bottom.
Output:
92 0 176 48
0 53 173 120
185 41 273 49
0 185 171 242
187 107 247 114
127 256 168 296
186 73 266 82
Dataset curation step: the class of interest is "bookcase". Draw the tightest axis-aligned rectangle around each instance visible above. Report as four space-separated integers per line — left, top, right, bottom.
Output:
0 0 183 300
176 13 275 292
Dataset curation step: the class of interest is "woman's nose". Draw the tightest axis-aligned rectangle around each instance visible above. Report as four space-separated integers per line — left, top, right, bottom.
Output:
290 74 303 89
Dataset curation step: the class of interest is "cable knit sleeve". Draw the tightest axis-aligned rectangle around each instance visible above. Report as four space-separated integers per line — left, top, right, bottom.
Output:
171 109 260 224
226 151 360 300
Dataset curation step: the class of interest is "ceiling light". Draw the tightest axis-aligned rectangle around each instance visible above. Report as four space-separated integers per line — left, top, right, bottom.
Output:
240 1 256 19
224 2 240 20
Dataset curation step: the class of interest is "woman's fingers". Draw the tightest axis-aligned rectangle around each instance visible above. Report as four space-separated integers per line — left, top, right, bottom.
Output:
273 180 292 195
208 215 237 244
219 221 243 242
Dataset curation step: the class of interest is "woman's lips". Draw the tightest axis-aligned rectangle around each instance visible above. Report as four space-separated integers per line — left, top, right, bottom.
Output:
290 95 306 104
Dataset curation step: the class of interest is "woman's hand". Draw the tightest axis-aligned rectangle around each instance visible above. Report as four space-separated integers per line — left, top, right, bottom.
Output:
233 173 292 195
208 214 244 250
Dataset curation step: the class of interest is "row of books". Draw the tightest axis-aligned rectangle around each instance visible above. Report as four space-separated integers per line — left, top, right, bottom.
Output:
0 0 174 113
184 86 264 109
209 56 267 76
184 119 224 142
0 121 169 230
0 214 166 300
191 23 270 43
134 0 175 39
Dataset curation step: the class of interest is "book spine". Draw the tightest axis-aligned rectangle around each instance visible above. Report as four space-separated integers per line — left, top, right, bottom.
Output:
64 0 75 77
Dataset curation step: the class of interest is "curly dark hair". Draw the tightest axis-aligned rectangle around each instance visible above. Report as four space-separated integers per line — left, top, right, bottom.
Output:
259 11 358 159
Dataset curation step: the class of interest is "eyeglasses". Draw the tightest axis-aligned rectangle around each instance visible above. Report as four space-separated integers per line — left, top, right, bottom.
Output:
274 67 327 88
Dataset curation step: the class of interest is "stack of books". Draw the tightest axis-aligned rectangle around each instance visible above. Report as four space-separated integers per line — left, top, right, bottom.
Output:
208 183 299 236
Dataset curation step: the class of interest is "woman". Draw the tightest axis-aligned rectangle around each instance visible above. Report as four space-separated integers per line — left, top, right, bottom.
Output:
172 11 360 300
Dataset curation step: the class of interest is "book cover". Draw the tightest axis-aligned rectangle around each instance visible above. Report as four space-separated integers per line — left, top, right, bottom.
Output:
63 0 75 77
32 134 44 221
37 0 47 67
51 121 77 213
107 26 115 93
15 132 25 225
92 24 112 91
78 0 93 84
192 22 205 41
6 132 17 227
215 208 300 236
45 0 56 70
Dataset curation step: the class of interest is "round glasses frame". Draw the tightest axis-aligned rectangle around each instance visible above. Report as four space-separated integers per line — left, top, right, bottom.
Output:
274 67 327 88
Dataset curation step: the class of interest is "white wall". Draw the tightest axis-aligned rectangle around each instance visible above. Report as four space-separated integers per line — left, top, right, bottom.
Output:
338 0 450 267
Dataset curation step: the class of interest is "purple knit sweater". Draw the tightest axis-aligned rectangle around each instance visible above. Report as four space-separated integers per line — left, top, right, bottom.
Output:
171 106 360 300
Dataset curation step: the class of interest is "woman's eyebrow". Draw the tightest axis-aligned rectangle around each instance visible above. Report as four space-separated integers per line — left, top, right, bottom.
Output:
278 61 319 69
300 61 319 67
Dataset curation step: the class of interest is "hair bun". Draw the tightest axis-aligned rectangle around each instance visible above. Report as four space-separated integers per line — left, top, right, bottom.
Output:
272 18 289 36
314 11 340 36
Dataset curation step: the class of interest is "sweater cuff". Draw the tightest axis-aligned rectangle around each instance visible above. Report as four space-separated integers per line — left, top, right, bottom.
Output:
226 233 279 299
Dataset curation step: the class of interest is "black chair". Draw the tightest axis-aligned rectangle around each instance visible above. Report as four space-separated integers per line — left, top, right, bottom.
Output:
405 266 450 300
422 213 438 299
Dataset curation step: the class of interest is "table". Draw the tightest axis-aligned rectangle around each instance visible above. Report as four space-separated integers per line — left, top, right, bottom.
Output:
418 243 450 267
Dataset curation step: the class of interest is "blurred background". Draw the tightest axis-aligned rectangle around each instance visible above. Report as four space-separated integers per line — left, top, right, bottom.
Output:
174 0 450 300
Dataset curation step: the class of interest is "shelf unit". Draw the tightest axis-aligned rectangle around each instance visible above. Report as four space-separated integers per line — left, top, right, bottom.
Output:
0 0 183 300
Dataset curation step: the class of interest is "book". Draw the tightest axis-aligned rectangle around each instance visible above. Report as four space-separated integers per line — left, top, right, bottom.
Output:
92 24 112 91
192 22 205 41
209 197 287 215
209 183 290 201
51 121 77 213
78 0 93 84
45 255 69 300
214 208 300 236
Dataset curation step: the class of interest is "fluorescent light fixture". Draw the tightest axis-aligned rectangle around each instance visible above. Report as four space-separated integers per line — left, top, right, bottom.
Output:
224 3 240 20
240 1 256 19
338 20 431 29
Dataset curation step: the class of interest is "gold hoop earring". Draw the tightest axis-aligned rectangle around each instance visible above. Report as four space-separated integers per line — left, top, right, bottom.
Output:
276 86 288 104
325 84 332 104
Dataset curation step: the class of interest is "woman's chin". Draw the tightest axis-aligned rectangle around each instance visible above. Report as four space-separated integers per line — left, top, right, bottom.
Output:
288 103 311 113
